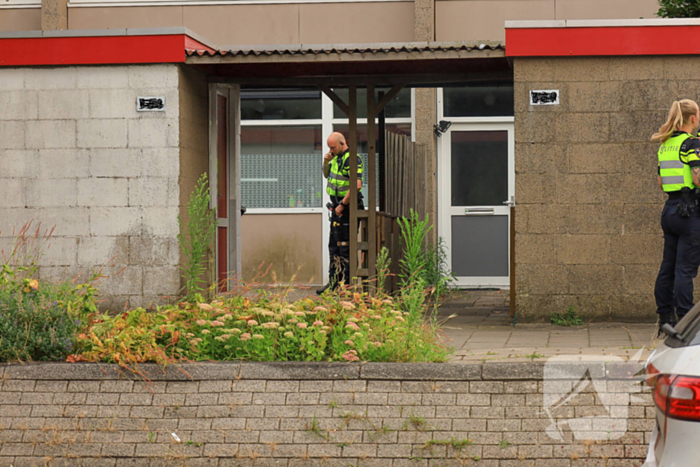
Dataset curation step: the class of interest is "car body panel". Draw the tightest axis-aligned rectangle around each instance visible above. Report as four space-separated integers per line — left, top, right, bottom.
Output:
646 341 700 466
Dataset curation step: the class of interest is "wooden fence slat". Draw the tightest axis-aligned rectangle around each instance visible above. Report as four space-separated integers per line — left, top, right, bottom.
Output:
378 129 427 292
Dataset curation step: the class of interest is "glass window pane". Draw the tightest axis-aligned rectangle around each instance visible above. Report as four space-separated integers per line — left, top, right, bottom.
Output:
451 130 508 206
333 88 411 119
241 88 321 120
241 126 323 208
332 124 411 206
444 83 514 117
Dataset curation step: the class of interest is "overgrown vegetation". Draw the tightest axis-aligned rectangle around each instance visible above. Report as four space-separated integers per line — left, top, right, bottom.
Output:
397 209 454 299
178 173 217 300
75 288 450 365
0 184 452 366
550 305 583 326
657 0 700 17
0 223 99 362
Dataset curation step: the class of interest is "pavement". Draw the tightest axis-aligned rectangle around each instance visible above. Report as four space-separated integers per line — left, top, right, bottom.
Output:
438 289 658 363
248 286 659 364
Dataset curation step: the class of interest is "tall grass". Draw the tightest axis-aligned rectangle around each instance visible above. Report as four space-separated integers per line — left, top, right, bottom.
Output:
178 173 217 300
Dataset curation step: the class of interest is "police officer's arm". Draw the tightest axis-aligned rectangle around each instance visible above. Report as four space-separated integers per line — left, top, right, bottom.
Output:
689 142 700 187
323 152 333 178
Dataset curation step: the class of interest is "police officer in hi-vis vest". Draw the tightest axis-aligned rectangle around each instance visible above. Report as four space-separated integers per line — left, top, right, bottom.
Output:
317 132 365 295
652 99 700 336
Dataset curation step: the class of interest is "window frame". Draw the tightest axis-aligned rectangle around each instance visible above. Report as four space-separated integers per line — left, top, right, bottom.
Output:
240 90 414 215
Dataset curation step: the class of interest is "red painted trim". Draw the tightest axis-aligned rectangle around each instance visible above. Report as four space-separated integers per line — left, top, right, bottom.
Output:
0 35 188 66
506 26 700 57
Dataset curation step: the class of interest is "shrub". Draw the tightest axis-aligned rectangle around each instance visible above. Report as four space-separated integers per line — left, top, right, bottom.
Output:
657 0 700 17
76 288 450 365
0 223 99 362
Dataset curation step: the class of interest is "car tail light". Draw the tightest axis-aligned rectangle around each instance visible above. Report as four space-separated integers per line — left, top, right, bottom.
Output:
652 372 700 422
667 376 700 421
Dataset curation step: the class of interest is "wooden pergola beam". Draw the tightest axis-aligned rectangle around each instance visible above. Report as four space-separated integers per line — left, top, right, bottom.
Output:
320 85 350 116
347 85 359 284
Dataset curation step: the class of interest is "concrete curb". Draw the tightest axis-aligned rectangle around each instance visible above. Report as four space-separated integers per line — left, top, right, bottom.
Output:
0 360 643 381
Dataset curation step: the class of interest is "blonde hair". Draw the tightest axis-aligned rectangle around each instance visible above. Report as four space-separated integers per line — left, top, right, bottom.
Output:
652 99 699 143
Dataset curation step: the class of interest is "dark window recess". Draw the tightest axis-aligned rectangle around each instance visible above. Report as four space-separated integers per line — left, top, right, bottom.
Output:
241 88 322 120
332 88 411 119
443 83 514 117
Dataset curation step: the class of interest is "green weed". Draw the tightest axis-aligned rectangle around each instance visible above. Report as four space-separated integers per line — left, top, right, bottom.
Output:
550 305 583 326
178 173 217 300
498 439 512 449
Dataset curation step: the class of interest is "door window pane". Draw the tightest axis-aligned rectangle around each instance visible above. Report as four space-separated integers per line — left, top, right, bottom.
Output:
451 130 508 206
333 88 411 119
241 89 321 120
241 126 323 208
444 83 514 117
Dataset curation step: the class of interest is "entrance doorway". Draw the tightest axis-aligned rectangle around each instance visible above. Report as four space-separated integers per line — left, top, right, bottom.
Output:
209 84 242 290
438 122 514 288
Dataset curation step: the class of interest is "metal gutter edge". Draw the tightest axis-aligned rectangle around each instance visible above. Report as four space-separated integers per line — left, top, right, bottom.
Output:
506 18 700 29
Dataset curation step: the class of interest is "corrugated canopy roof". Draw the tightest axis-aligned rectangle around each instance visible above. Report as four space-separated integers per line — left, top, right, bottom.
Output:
186 41 509 87
186 41 504 59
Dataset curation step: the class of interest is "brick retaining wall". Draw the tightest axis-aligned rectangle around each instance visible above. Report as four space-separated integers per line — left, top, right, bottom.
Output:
0 362 654 467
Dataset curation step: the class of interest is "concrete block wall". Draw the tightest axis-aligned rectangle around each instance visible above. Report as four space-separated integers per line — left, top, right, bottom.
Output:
0 362 654 467
0 64 186 309
513 56 699 321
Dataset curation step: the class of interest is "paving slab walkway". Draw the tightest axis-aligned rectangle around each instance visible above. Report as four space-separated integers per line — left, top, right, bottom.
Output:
438 290 658 363
248 286 659 364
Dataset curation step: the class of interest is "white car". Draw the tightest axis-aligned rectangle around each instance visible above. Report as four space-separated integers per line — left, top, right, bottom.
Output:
644 305 700 467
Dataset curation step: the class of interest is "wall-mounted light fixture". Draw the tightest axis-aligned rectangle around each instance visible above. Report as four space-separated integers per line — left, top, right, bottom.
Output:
433 120 452 137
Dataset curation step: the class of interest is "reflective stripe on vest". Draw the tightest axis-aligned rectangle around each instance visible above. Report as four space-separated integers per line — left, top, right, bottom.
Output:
326 151 362 197
658 133 695 192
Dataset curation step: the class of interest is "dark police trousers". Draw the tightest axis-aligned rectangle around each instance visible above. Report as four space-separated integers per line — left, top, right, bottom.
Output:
654 198 700 319
328 195 364 288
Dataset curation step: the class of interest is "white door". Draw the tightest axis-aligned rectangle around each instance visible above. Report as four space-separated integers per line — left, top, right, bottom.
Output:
438 122 514 288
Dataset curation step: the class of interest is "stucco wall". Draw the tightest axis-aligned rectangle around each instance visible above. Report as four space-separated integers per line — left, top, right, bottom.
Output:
512 56 696 321
67 2 415 46
0 8 41 31
436 0 659 42
0 64 183 309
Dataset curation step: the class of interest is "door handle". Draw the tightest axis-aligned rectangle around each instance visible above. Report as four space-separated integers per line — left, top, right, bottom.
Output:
464 208 494 215
503 196 515 207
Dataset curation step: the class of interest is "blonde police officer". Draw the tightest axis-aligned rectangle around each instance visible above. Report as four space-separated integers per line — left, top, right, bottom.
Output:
652 99 700 335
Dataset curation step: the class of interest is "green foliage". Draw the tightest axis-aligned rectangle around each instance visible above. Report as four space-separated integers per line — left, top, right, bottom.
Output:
498 439 512 449
422 438 472 451
423 237 455 297
397 209 431 288
550 305 584 326
657 0 700 17
178 174 217 300
0 223 99 363
76 288 451 365
397 210 454 295
376 247 391 293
